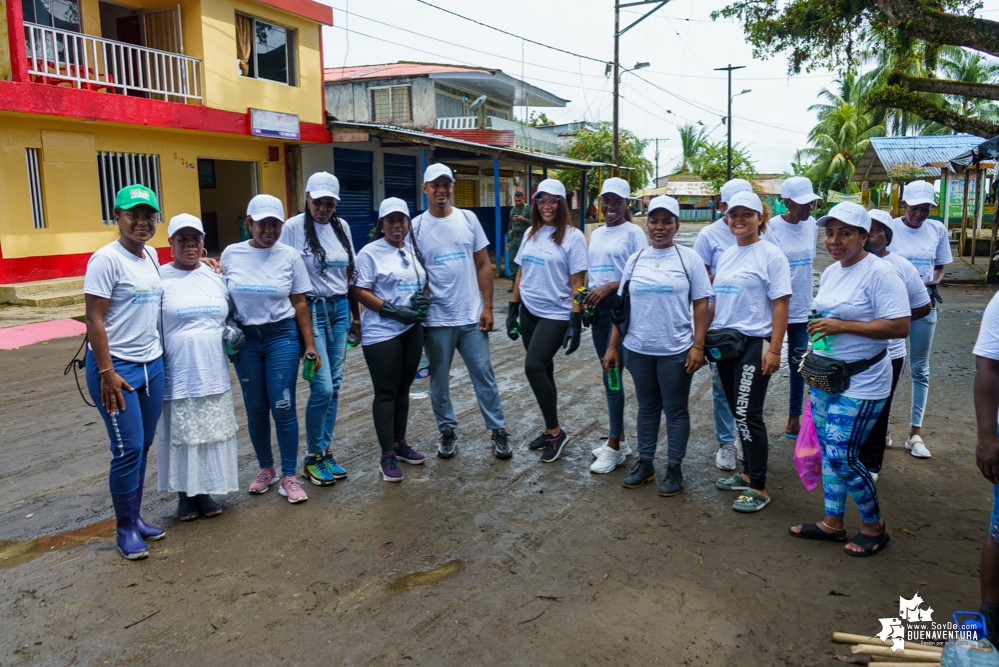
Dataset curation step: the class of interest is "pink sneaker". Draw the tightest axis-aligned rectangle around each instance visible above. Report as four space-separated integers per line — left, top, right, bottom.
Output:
249 467 278 494
279 475 308 503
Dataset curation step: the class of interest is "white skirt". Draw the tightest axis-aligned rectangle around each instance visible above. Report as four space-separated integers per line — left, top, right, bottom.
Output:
157 389 239 495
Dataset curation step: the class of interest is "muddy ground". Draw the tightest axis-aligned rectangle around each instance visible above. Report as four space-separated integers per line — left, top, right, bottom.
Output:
0 232 995 666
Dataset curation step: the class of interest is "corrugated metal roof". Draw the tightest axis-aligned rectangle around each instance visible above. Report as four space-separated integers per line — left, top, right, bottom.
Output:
853 134 985 183
325 63 488 82
425 129 516 147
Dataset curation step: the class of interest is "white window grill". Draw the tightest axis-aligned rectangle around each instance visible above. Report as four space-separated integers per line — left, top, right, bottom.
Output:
371 85 412 123
26 148 46 229
97 152 162 224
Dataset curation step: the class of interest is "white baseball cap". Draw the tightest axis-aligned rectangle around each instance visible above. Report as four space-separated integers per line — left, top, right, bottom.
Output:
726 190 763 214
868 209 894 228
647 195 680 218
167 213 204 238
378 197 410 219
817 201 871 232
247 194 285 223
306 172 340 201
780 176 821 205
599 177 631 200
423 163 455 184
534 178 566 199
901 180 936 207
720 178 753 203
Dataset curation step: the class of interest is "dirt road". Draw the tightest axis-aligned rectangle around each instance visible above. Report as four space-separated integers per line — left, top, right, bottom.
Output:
0 270 994 665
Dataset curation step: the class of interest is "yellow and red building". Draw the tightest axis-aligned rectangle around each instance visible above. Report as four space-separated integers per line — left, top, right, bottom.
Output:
0 0 332 282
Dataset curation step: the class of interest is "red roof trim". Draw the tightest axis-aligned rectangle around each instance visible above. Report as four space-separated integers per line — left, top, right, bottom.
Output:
424 129 515 147
0 81 330 142
253 0 333 25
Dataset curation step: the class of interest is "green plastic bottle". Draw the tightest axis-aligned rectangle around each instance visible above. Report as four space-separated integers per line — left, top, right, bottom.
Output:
607 365 622 392
808 310 830 351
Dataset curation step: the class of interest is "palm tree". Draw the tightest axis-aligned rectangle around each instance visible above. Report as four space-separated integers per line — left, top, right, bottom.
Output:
936 46 999 124
800 73 885 193
674 123 708 174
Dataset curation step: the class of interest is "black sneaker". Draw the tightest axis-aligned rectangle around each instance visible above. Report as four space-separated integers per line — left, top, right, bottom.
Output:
492 428 512 460
623 458 655 489
437 426 458 459
658 463 683 497
527 432 547 451
177 493 198 521
540 430 568 463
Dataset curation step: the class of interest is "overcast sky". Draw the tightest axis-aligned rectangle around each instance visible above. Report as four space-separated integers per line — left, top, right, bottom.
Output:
318 0 999 178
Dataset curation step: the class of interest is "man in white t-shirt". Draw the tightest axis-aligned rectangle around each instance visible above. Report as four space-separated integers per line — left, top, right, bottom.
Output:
973 290 999 643
412 163 509 460
693 178 752 471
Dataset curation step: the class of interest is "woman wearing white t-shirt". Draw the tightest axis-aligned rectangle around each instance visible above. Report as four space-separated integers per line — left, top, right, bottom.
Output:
584 177 648 474
603 195 712 495
789 202 910 557
349 198 430 483
858 210 932 478
157 214 239 520
84 184 167 560
709 191 791 513
888 180 953 458
221 194 319 505
506 179 589 464
279 172 359 487
762 176 820 439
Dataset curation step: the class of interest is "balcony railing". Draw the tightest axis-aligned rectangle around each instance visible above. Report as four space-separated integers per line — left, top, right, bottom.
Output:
24 22 203 103
436 116 477 129
487 118 560 155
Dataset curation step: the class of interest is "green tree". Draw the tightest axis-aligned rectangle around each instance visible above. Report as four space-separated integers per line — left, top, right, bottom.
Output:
558 122 653 203
689 141 755 192
675 123 709 174
528 111 555 127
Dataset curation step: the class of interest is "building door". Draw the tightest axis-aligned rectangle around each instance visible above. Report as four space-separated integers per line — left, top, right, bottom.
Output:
333 148 373 250
383 153 418 215
197 159 258 255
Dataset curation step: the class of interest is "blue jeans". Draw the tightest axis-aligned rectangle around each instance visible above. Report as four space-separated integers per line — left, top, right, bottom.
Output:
908 306 937 427
425 324 505 431
232 317 302 477
305 296 349 457
710 362 735 445
626 350 691 463
811 389 885 524
787 322 809 417
86 353 164 495
591 301 625 440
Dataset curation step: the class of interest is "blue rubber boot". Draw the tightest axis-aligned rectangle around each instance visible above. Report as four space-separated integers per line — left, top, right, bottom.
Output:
111 489 149 560
135 478 165 541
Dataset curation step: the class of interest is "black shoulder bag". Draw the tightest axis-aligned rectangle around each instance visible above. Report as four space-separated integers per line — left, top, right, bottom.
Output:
610 249 644 337
799 348 887 394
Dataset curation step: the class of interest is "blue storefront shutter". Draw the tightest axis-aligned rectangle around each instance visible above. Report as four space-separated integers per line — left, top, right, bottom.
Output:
334 147 374 250
383 153 418 215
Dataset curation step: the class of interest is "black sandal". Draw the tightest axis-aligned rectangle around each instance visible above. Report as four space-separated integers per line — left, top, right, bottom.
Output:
845 530 890 557
789 523 847 542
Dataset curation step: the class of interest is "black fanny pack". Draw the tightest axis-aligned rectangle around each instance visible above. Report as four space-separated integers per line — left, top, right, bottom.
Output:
799 348 887 395
705 329 748 362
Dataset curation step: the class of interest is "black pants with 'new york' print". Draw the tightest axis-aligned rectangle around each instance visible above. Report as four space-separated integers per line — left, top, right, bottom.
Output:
717 336 773 491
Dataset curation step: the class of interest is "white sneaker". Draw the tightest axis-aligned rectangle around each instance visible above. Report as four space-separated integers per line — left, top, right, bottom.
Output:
886 434 893 448
591 442 632 458
590 446 627 474
735 438 744 462
905 435 931 459
715 445 737 471
869 471 879 482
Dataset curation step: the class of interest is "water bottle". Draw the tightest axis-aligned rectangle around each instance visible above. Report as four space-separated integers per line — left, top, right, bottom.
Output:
607 364 622 392
808 309 830 351
575 286 595 318
302 352 318 382
941 612 999 666
347 331 359 348
410 352 431 399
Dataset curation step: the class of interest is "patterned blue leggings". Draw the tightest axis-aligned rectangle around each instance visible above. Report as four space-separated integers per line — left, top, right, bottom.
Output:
810 389 886 524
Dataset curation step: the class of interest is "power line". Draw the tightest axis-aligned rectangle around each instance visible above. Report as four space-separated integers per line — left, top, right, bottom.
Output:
414 0 608 64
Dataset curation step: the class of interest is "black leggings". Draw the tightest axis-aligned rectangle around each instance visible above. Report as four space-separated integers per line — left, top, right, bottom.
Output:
519 306 569 430
362 325 424 453
859 356 906 473
717 336 772 490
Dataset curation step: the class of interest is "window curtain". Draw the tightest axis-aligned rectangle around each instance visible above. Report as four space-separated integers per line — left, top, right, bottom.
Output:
235 14 252 76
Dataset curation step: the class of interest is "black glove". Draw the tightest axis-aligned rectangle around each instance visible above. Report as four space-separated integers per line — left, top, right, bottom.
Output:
506 302 521 341
927 283 943 305
563 311 582 355
411 292 431 315
223 316 245 362
380 301 420 325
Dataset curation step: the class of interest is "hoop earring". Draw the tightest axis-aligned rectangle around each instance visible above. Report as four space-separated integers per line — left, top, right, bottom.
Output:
201 248 208 259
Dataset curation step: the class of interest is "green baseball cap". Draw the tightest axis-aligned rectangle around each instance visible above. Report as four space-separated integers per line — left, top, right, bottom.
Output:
114 184 160 212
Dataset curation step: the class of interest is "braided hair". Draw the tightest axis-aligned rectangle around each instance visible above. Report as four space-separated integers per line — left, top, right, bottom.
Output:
370 214 429 290
303 204 356 283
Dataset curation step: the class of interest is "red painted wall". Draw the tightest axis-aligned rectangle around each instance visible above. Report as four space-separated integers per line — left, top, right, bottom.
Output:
0 246 172 284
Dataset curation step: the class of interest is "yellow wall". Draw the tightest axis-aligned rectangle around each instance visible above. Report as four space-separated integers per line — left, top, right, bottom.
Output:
0 113 288 259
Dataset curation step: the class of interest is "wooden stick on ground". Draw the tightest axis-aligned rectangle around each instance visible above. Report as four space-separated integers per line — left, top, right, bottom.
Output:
833 632 944 655
851 643 944 662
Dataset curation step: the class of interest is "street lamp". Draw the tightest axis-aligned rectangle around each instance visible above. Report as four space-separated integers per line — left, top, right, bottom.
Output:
622 62 650 76
714 63 747 181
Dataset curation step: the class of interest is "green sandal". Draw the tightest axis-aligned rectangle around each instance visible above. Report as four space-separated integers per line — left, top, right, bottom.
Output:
733 490 771 513
715 473 750 491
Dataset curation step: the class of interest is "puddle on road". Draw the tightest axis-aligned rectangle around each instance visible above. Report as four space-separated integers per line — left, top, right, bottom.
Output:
387 560 465 592
0 518 114 570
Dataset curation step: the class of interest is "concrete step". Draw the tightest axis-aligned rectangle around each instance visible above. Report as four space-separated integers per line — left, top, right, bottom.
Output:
0 277 85 306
